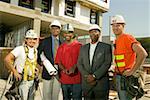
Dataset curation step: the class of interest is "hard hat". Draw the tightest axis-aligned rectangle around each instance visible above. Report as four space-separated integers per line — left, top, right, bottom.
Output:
89 24 101 32
25 29 38 38
50 20 61 28
62 24 74 33
111 15 125 25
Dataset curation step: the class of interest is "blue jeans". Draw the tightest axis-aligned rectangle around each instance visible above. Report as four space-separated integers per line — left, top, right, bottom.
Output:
61 84 82 100
115 75 133 100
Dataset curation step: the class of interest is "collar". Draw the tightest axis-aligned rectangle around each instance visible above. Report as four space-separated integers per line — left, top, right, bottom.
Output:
90 41 98 45
52 35 59 40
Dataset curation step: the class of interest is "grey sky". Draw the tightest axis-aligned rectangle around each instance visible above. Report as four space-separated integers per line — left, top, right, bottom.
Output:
102 0 150 38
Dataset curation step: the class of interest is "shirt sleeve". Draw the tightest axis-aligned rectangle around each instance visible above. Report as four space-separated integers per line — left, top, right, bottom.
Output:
125 34 140 50
11 46 21 58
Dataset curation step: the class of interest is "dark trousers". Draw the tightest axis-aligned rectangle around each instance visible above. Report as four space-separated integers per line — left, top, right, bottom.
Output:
61 84 82 100
83 78 109 100
83 89 109 100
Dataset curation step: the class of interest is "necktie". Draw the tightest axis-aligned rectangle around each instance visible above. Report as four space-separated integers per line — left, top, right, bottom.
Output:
54 38 59 59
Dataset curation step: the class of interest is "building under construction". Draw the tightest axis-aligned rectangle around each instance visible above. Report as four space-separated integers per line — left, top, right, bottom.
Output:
0 0 110 78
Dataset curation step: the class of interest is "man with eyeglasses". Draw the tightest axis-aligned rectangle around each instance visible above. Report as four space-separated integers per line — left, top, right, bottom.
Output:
37 20 64 100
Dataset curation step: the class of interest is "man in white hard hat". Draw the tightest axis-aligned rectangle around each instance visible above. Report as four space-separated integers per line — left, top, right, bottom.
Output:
55 24 82 100
77 24 112 100
4 29 39 100
37 20 64 100
111 15 147 100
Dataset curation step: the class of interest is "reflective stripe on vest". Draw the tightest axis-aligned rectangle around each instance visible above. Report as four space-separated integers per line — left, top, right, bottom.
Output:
115 54 126 67
23 46 37 81
115 55 124 60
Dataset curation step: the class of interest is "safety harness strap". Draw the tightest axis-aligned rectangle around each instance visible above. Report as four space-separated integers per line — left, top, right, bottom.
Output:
23 46 37 81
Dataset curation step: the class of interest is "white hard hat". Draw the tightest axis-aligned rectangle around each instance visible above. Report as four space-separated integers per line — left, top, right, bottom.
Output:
89 24 101 32
50 20 61 28
111 15 125 25
25 29 38 38
63 24 74 32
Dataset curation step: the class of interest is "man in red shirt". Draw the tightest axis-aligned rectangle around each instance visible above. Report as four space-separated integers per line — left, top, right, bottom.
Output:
55 24 82 100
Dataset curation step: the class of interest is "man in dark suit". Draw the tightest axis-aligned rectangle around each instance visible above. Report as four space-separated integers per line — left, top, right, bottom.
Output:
37 20 64 100
77 24 112 100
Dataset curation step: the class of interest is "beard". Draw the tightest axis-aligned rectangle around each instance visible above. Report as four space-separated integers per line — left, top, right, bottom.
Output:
90 34 99 43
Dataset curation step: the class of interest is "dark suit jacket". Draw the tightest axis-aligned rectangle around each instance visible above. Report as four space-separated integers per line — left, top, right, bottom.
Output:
77 42 112 91
37 35 64 80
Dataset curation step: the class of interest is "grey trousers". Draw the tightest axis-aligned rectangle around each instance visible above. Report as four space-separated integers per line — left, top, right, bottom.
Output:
42 77 61 100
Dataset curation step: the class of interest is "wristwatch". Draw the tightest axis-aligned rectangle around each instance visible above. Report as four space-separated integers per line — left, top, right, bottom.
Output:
92 74 96 79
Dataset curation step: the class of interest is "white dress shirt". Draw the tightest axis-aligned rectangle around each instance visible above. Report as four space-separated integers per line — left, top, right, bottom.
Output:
89 42 98 66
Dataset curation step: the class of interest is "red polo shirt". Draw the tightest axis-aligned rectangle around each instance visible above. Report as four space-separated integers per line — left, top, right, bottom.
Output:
55 40 82 84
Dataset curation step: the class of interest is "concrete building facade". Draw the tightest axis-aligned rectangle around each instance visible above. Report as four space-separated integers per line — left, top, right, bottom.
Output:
0 0 110 78
0 0 110 47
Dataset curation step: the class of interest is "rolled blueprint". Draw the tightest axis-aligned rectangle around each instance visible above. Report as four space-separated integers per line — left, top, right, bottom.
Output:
40 52 58 75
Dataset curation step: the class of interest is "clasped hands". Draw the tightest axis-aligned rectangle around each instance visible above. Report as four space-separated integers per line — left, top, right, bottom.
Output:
62 67 76 75
85 74 97 86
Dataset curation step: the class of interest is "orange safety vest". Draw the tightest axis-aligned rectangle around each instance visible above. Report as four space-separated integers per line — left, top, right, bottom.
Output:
114 33 139 74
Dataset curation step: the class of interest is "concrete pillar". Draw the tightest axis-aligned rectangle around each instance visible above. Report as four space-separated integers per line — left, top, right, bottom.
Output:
51 0 62 16
10 0 19 5
98 12 102 41
34 0 41 11
51 0 54 15
75 2 80 20
59 0 65 16
33 18 41 37
33 18 41 47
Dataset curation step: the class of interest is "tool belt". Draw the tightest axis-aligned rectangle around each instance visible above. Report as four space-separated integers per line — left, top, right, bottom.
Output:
120 75 144 99
25 75 35 81
5 79 22 100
